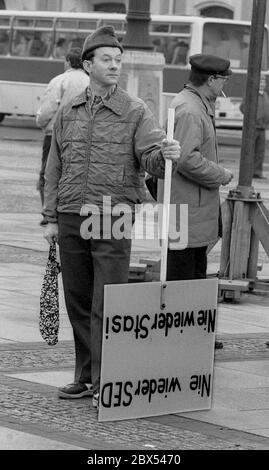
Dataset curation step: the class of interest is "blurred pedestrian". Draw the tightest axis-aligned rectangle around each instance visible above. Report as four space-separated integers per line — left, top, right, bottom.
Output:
36 47 89 225
167 54 234 348
29 33 47 57
42 26 180 409
171 40 189 65
54 37 68 58
240 73 269 179
13 34 29 56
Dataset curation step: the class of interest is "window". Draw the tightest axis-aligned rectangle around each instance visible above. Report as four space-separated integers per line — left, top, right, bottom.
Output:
202 22 268 70
200 6 233 19
11 17 53 57
94 3 126 13
151 22 191 65
53 31 88 56
151 35 190 65
0 15 10 55
99 19 125 33
54 18 98 58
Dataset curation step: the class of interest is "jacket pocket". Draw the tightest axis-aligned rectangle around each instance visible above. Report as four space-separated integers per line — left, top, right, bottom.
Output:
87 162 124 187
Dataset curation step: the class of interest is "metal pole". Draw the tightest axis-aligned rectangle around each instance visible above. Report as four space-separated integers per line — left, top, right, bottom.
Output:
238 0 267 187
122 0 153 50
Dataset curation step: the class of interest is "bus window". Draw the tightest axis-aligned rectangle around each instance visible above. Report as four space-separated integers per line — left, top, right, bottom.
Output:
170 24 190 35
151 23 169 33
0 16 10 55
78 20 98 30
0 30 9 55
152 35 189 65
171 40 189 65
151 21 190 65
55 18 96 56
54 37 68 58
28 32 52 57
13 32 30 56
203 22 268 70
99 19 125 33
12 18 53 57
53 31 88 56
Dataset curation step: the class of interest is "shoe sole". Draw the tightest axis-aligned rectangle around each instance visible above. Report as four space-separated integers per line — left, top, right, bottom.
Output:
58 390 93 399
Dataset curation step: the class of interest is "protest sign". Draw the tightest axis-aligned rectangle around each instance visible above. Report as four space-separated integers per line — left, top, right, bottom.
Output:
99 278 218 421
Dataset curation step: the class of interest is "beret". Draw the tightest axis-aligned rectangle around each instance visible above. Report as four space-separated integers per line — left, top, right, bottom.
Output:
82 26 123 61
189 54 232 76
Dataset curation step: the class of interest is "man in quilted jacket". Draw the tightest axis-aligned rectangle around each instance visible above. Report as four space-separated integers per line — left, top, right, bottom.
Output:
43 26 180 410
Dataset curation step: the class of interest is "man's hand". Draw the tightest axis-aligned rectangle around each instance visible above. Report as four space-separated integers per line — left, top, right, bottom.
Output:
44 222 59 245
162 138 181 163
222 168 234 186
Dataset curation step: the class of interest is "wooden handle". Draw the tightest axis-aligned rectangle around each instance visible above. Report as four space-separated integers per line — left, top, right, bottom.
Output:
160 108 175 284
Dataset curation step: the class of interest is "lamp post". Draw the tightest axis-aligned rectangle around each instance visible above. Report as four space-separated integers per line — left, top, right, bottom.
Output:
122 0 153 50
119 0 164 124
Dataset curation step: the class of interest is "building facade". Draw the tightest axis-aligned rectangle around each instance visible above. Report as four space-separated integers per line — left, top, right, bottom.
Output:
3 0 269 25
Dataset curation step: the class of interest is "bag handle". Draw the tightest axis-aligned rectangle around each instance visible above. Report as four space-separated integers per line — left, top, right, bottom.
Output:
48 241 61 274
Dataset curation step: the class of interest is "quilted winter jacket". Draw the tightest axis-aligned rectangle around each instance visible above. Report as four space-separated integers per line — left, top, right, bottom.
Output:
43 86 167 222
168 85 228 248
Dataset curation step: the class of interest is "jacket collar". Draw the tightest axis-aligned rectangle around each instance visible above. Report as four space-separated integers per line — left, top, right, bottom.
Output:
72 85 126 116
184 84 215 118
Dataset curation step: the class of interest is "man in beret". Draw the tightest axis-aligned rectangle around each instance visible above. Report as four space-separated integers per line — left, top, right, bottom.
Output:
167 54 233 341
43 26 180 410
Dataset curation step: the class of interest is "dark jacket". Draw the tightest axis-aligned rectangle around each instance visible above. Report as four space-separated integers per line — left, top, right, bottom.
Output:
240 91 269 129
43 86 167 222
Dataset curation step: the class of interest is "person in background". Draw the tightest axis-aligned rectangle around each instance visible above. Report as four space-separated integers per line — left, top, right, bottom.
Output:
54 37 68 58
29 33 47 57
240 73 269 179
0 32 9 55
167 54 234 349
43 26 180 409
13 34 29 56
171 40 189 65
36 47 89 225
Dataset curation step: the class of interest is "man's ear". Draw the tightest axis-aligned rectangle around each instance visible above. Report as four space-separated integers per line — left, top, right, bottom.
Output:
208 75 214 86
83 60 91 75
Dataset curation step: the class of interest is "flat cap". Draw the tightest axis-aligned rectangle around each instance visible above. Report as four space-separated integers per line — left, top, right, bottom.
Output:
82 26 123 61
189 54 232 76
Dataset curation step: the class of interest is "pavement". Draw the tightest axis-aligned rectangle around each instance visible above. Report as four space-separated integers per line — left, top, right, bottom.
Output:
0 123 269 452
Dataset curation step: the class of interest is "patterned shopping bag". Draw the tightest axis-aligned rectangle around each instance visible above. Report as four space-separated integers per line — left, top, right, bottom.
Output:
39 242 61 346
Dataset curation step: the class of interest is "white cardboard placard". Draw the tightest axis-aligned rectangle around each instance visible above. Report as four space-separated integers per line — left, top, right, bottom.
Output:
99 278 218 421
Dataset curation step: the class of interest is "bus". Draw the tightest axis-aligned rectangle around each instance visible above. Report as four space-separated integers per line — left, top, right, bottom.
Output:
0 10 268 127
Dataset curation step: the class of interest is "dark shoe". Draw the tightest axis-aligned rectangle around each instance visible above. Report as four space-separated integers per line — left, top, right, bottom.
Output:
215 341 223 350
39 217 48 226
58 382 93 399
92 392 99 409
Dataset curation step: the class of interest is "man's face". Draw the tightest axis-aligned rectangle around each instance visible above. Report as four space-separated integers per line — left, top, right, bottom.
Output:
209 75 229 100
83 46 122 87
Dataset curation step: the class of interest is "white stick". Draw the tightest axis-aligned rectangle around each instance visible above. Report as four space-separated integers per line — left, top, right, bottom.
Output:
160 108 175 284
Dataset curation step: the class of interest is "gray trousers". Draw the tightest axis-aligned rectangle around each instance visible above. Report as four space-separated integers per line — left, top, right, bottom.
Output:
58 213 132 393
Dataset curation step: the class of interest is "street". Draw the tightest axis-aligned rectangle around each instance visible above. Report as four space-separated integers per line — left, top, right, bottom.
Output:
0 118 269 452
